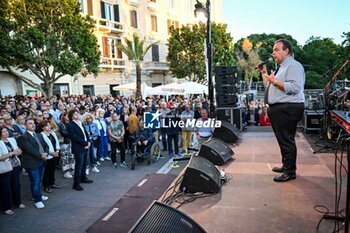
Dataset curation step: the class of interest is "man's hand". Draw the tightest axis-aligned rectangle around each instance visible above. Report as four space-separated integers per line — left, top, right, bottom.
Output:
143 140 148 145
41 153 48 160
137 141 141 146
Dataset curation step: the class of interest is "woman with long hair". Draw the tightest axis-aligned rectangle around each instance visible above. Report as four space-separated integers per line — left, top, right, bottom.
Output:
0 126 24 215
37 121 61 193
58 112 74 179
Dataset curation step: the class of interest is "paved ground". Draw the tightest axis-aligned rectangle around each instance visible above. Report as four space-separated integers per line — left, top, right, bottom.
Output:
0 151 187 233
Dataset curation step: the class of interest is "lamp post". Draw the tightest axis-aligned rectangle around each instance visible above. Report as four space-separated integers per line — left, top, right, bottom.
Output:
194 0 214 117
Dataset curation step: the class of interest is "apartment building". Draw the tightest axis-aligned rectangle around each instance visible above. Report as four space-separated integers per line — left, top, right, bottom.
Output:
0 0 222 97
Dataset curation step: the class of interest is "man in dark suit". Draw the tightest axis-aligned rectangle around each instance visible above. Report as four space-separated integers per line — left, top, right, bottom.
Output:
67 109 93 191
18 119 49 209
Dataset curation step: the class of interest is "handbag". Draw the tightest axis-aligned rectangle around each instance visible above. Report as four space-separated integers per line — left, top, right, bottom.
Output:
0 159 13 174
10 156 21 168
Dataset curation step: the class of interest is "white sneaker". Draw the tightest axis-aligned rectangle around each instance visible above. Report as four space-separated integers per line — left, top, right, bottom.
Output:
35 202 45 209
64 172 73 179
113 162 118 168
120 161 127 168
85 168 90 175
105 157 111 161
100 158 105 162
92 167 100 173
96 161 101 166
41 195 48 201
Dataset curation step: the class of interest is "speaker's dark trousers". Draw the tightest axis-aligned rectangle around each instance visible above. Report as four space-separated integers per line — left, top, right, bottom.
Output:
73 151 88 186
267 103 304 174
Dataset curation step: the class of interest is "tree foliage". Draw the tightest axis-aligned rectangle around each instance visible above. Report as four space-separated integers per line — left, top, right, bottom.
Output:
117 33 156 99
167 22 235 84
235 33 302 72
235 38 261 89
0 0 100 97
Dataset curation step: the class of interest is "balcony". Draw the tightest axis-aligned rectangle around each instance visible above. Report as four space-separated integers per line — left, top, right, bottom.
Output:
93 17 124 34
99 58 126 70
143 61 169 72
147 1 157 11
129 0 139 7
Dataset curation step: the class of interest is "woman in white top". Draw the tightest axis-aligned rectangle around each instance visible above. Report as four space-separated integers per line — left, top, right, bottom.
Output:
0 126 24 215
37 120 61 193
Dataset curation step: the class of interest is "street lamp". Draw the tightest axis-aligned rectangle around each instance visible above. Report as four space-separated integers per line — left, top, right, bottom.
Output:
194 0 214 117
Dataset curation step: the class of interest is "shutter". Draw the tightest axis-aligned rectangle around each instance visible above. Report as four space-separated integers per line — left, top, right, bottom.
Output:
167 19 171 34
114 4 120 22
87 0 93 15
134 11 138 28
100 1 105 19
102 37 110 57
130 10 134 27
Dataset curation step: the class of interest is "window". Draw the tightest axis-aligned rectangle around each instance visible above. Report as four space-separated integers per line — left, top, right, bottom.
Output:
101 1 113 20
130 10 138 28
168 0 175 8
83 85 95 96
152 45 159 62
167 19 179 34
102 37 123 59
151 15 157 32
77 0 84 13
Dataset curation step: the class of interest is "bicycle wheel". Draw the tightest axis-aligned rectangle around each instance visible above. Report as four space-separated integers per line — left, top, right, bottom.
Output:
150 143 161 162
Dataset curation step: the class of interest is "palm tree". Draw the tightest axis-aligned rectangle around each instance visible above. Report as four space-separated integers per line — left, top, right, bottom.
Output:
117 33 158 98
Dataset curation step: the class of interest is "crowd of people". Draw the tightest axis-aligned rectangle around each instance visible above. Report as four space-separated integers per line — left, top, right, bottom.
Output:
0 92 274 214
0 93 218 214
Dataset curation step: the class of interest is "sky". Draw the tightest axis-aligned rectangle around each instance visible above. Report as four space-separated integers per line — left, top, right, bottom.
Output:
222 0 350 45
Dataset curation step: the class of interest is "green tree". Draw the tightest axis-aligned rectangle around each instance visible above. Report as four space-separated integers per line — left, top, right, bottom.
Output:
0 0 100 98
300 37 341 88
235 33 302 72
167 22 235 84
117 33 157 99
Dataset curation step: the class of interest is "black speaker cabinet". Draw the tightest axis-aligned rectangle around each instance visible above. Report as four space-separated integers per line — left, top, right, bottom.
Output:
213 120 240 143
215 85 237 95
216 94 238 107
214 66 235 76
180 156 221 194
130 201 206 233
198 138 234 165
215 75 236 86
216 107 243 131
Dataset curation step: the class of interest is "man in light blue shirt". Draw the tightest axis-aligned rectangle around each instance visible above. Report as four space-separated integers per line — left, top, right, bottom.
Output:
260 39 305 182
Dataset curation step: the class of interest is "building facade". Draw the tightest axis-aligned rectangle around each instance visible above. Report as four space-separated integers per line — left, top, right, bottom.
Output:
0 0 222 97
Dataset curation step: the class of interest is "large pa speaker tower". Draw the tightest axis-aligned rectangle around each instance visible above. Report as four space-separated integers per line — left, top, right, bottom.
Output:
180 156 221 194
130 201 206 233
198 138 234 165
214 66 238 107
213 120 240 143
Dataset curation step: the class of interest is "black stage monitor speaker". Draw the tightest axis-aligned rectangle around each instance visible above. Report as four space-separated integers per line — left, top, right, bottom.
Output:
213 120 240 143
198 138 234 165
180 156 221 194
130 201 207 233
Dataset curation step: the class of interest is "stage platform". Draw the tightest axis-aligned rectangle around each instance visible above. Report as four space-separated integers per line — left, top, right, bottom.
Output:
174 126 347 233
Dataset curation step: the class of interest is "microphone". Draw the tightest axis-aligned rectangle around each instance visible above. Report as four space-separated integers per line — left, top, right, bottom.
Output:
256 58 273 69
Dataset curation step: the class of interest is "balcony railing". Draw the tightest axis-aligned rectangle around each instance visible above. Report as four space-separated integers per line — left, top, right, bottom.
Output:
129 0 139 6
143 61 169 71
99 57 126 70
147 1 157 11
93 17 124 34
